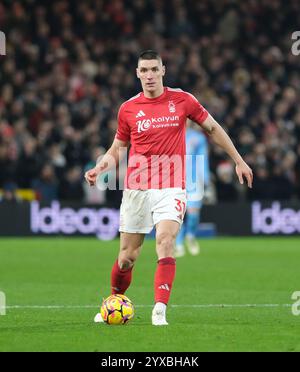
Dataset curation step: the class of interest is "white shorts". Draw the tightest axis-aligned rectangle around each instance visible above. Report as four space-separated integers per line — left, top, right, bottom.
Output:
119 188 187 234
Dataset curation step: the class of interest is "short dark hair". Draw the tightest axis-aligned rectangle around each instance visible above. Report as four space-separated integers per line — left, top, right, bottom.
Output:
138 50 162 63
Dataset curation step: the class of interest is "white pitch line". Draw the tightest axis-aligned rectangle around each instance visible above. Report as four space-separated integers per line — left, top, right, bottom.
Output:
3 304 291 309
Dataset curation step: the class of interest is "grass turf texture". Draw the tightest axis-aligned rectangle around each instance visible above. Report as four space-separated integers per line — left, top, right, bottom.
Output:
0 237 299 352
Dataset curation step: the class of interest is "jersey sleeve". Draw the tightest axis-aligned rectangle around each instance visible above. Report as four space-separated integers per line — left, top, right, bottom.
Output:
115 104 130 142
185 92 209 125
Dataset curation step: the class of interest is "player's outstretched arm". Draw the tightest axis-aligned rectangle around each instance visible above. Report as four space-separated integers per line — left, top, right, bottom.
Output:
201 114 253 188
85 138 129 187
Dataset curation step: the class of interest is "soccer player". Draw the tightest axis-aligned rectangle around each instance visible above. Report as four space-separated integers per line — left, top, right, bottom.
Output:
85 50 253 326
175 120 210 257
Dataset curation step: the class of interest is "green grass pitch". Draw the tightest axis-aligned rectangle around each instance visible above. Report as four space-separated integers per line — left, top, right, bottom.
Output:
0 237 300 352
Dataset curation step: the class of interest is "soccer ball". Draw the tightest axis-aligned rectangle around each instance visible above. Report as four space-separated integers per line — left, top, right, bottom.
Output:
100 294 134 325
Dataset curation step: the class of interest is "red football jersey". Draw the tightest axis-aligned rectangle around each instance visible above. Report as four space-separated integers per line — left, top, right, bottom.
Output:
115 87 208 189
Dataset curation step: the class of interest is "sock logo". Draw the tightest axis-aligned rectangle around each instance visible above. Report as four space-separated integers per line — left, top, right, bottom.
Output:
158 284 170 291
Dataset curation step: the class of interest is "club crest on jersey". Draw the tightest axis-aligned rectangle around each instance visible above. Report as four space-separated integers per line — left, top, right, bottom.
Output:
168 101 176 113
136 119 151 133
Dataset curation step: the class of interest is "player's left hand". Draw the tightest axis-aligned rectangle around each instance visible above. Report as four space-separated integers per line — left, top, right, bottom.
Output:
235 161 253 188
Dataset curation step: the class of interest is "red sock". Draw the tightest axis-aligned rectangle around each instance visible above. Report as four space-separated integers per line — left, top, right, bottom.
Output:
111 259 133 294
154 257 176 305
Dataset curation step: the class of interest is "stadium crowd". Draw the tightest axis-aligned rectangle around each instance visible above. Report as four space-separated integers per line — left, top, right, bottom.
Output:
0 0 300 204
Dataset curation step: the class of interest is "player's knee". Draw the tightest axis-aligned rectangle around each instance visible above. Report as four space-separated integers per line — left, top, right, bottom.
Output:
156 231 176 251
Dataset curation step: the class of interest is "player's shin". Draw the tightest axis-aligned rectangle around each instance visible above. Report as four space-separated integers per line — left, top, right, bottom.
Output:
111 259 133 294
154 257 176 305
152 257 176 325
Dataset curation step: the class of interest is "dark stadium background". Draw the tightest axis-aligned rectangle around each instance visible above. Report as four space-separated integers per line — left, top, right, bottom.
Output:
1 0 300 238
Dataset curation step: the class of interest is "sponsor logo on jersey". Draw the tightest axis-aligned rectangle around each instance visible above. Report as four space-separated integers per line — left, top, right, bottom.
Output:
136 115 180 133
136 119 151 132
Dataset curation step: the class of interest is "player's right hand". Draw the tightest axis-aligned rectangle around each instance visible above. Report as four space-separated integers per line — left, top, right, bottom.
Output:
84 168 98 186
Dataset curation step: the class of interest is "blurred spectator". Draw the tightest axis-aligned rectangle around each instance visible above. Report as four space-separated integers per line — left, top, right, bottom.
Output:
32 164 58 202
269 165 294 200
247 166 273 201
58 165 84 201
17 137 42 187
215 162 238 202
47 143 67 179
0 182 22 204
0 141 18 187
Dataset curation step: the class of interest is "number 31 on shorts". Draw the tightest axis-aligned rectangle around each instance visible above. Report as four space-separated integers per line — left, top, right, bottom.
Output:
175 198 186 214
